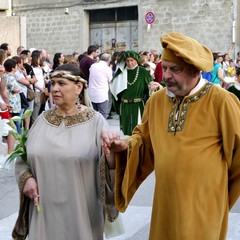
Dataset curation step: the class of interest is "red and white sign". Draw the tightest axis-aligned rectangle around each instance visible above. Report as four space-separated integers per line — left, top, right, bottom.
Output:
145 12 155 24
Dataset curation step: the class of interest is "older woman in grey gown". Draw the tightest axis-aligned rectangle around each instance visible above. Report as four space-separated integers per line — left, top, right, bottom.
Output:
13 64 119 240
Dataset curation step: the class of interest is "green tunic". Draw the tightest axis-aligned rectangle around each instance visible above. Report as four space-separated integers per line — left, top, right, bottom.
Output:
113 66 152 135
228 84 240 100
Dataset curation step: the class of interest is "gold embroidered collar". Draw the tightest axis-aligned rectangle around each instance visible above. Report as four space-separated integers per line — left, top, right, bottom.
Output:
168 82 212 133
43 108 96 127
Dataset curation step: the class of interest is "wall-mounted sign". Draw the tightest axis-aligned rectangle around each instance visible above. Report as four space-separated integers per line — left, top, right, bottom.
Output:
145 12 155 25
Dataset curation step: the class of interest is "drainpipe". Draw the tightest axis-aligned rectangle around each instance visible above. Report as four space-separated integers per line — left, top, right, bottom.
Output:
232 20 236 44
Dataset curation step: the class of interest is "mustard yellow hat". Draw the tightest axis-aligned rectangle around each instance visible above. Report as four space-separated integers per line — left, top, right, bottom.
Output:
161 32 213 72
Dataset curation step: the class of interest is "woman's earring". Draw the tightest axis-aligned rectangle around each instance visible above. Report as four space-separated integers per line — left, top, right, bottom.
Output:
76 96 81 109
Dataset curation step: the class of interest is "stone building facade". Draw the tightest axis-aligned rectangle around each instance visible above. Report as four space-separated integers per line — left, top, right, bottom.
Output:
4 0 240 58
0 16 26 56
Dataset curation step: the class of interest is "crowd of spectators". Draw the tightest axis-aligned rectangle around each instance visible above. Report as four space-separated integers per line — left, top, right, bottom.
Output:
0 41 240 168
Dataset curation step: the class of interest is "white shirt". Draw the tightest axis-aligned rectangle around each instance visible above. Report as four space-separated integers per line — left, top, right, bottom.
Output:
148 61 156 77
88 60 112 103
33 66 45 91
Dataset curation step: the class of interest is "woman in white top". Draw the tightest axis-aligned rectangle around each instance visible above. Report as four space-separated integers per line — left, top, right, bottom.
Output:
14 56 37 128
31 50 46 124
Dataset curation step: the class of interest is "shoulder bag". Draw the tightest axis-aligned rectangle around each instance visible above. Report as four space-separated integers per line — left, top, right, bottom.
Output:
27 86 36 101
20 92 29 109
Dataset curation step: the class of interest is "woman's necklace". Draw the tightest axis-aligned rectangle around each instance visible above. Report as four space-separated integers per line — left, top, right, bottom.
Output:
127 66 139 86
54 106 80 117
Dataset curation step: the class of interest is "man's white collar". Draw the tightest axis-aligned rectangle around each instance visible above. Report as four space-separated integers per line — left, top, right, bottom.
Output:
166 77 208 98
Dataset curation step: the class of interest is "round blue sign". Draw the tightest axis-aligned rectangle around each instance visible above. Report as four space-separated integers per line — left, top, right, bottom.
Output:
145 12 155 24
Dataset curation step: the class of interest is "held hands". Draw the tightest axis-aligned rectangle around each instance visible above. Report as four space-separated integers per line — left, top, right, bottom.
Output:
101 130 128 156
23 177 39 207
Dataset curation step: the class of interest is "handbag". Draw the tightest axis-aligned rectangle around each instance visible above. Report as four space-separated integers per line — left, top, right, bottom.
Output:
20 92 29 109
26 87 35 101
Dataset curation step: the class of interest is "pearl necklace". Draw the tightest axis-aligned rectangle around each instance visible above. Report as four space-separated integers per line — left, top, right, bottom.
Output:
127 66 139 86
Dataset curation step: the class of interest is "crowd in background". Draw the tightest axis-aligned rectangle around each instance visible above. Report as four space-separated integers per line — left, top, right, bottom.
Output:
202 50 240 99
0 41 240 168
202 50 240 85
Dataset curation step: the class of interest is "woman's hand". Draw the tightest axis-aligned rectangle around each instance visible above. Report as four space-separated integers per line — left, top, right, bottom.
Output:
23 177 39 207
22 67 27 77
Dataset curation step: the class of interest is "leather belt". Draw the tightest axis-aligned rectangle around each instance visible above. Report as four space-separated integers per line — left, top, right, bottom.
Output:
121 98 143 103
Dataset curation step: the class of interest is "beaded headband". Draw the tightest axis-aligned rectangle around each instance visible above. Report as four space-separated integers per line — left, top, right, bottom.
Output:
49 70 88 88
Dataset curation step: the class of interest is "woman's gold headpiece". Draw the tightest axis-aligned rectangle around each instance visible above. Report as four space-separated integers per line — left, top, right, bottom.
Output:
50 70 88 88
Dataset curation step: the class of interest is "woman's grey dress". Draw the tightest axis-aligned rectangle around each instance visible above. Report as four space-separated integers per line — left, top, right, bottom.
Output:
15 108 108 240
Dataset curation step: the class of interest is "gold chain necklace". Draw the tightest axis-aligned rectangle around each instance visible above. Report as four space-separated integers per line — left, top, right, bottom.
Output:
127 66 139 86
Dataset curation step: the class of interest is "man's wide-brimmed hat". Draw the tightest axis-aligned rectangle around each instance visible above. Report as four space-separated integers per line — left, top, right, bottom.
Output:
161 32 213 72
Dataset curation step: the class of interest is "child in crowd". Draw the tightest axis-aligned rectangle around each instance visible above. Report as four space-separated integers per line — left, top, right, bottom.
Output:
228 67 240 100
227 59 236 77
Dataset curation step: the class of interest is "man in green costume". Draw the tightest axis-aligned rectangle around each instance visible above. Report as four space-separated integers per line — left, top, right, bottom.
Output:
110 50 152 135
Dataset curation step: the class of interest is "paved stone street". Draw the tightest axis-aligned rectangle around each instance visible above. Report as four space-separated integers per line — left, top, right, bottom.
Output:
1 115 240 239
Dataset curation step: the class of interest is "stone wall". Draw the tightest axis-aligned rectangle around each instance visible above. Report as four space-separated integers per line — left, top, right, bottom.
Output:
23 7 82 55
138 0 238 56
0 16 26 56
11 0 239 58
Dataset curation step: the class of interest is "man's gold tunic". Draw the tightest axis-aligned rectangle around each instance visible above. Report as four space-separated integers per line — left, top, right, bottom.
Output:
115 82 240 239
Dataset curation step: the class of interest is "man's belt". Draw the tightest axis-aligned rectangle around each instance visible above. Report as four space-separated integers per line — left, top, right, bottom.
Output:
121 98 143 103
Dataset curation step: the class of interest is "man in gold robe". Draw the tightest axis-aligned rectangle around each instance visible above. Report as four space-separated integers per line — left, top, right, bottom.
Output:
101 32 240 239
